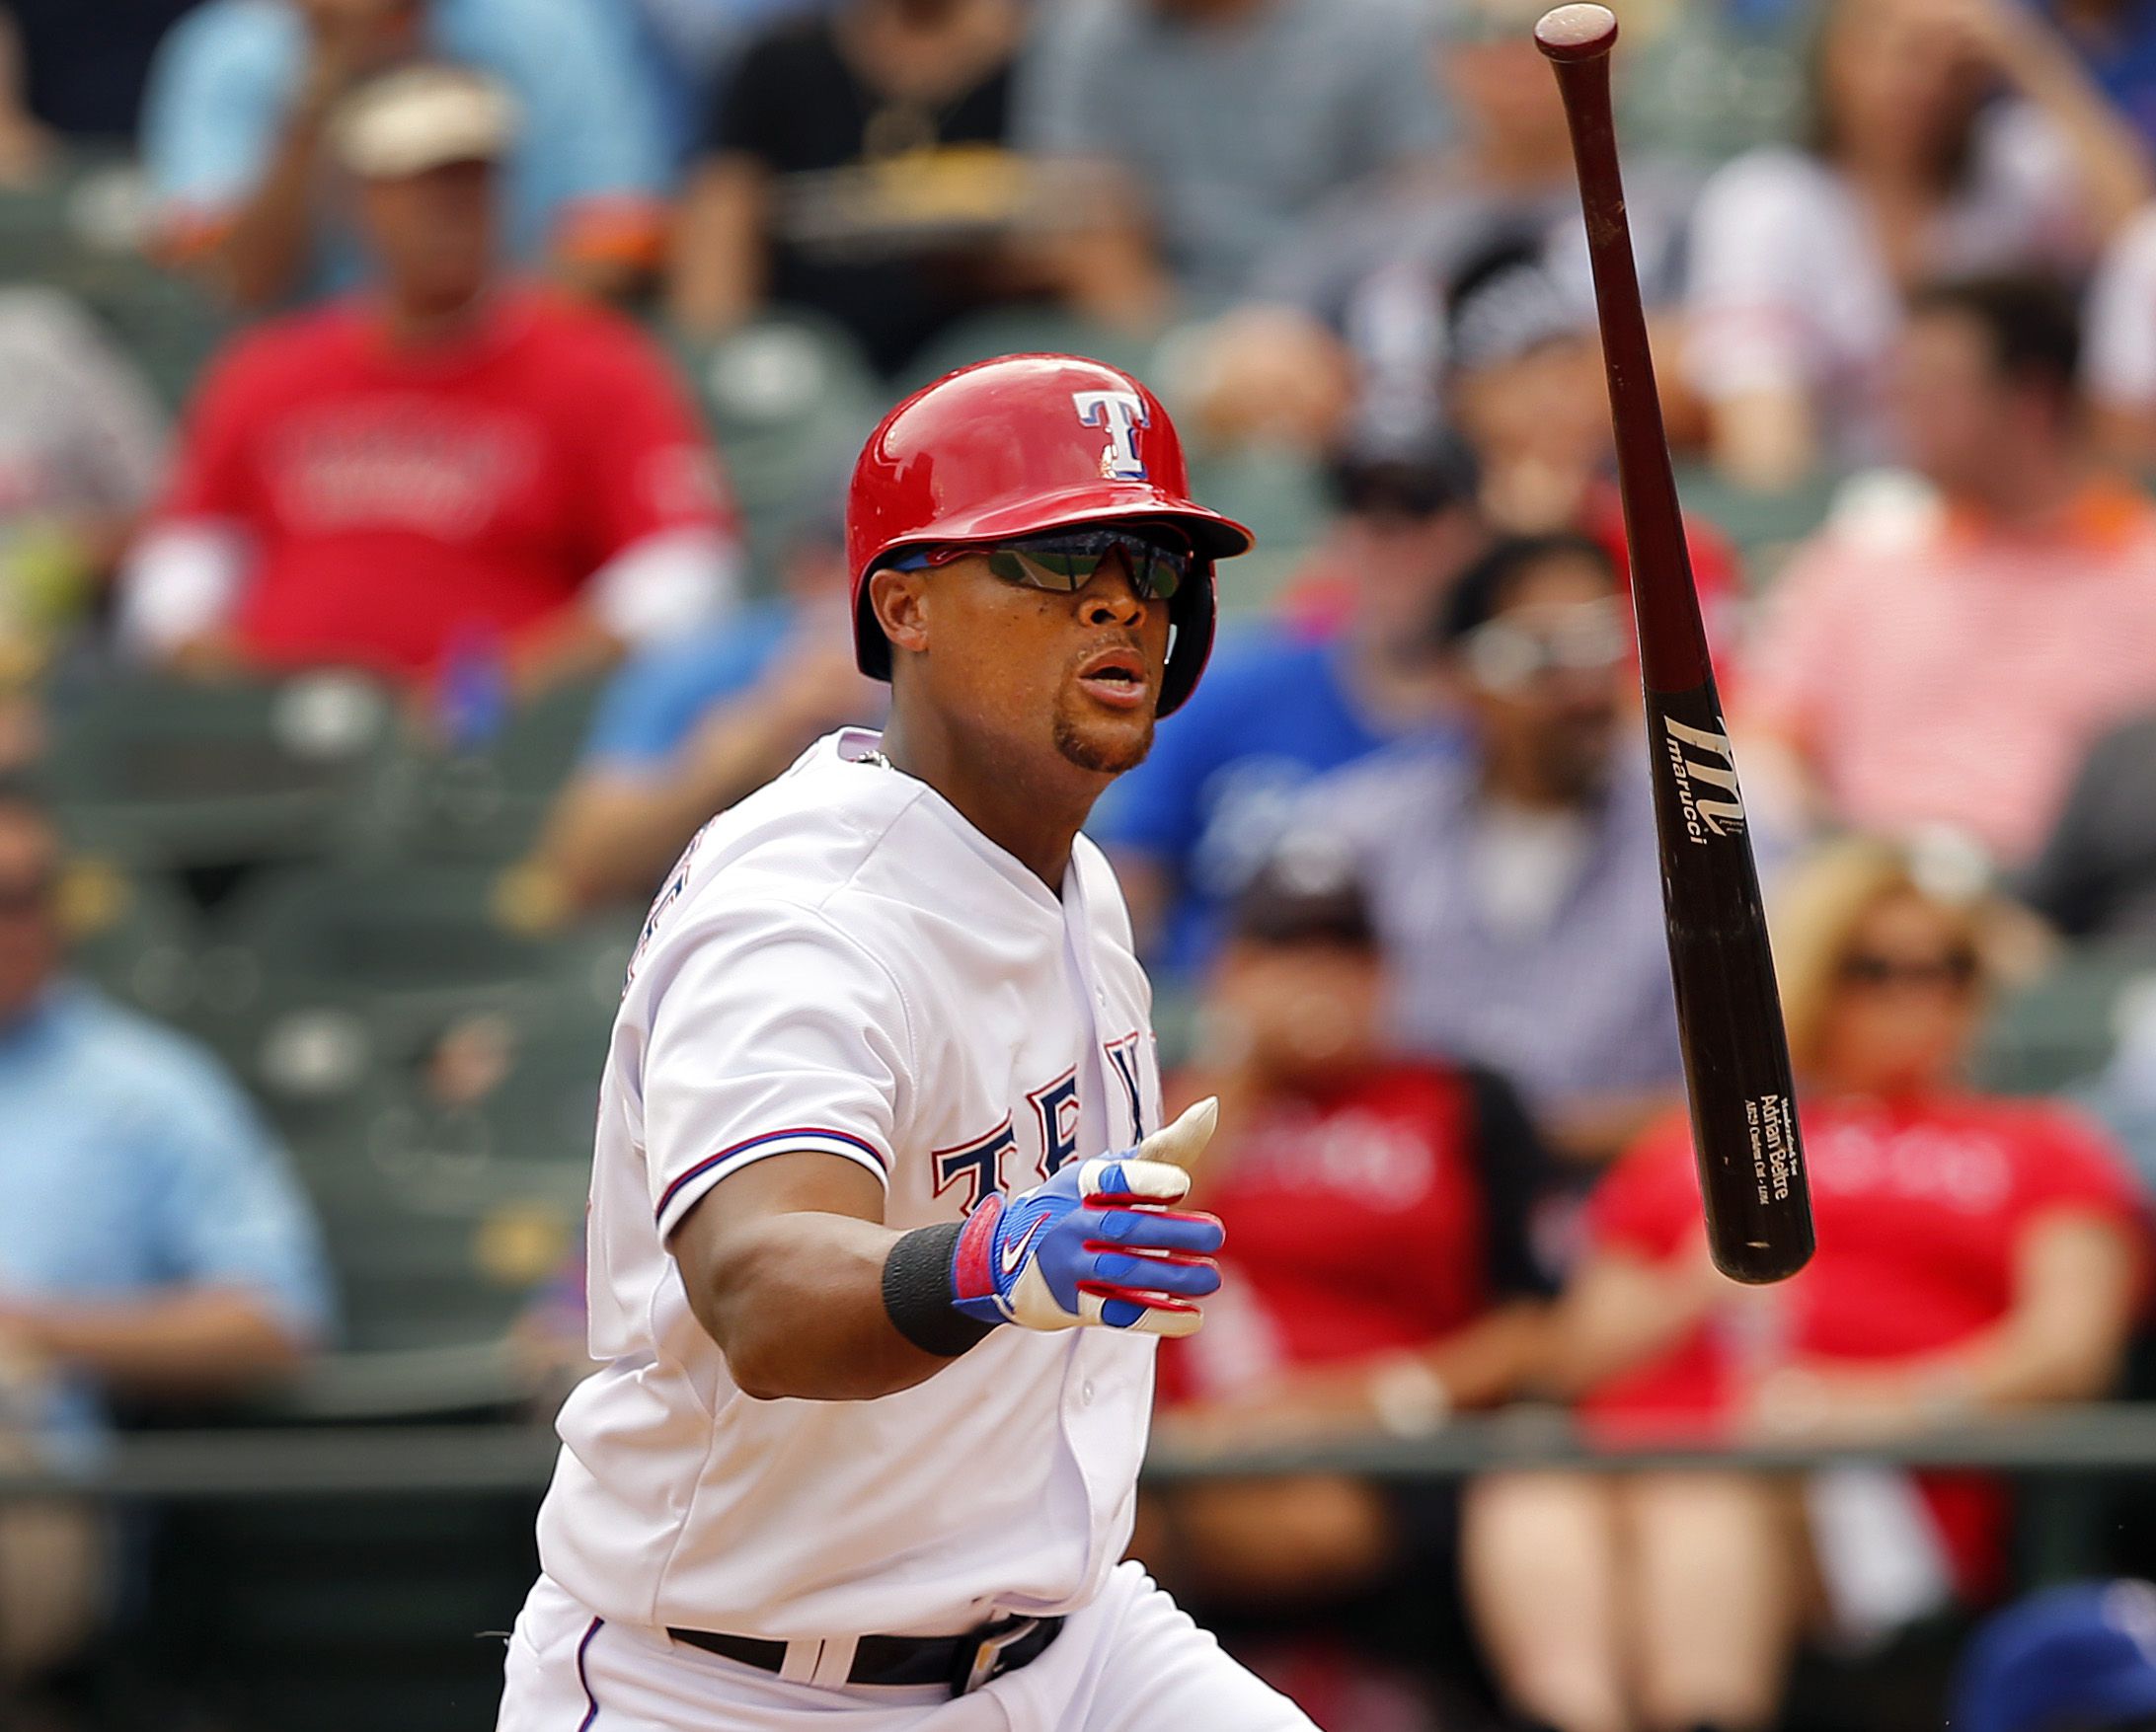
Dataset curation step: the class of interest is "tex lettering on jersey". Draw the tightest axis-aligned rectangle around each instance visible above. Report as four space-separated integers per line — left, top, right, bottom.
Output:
932 1033 1152 1214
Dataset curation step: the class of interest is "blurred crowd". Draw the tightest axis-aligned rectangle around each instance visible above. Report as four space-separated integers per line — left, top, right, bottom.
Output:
8 0 2156 1729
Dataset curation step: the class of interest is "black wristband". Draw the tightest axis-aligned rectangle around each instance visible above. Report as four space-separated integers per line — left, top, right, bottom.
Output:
882 1223 996 1358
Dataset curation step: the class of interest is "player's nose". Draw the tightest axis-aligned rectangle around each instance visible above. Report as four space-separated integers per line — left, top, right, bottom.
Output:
1078 552 1148 628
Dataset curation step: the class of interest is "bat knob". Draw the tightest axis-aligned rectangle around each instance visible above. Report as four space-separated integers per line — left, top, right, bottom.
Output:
1535 3 1619 61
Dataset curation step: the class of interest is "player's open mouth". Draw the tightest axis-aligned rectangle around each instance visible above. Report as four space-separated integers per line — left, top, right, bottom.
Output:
1074 649 1151 711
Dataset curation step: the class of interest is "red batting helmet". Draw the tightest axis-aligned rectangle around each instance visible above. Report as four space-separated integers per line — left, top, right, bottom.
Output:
846 353 1254 717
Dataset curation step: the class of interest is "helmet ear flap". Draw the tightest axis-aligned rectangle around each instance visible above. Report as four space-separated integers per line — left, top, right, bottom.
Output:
853 572 893 682
1157 561 1216 717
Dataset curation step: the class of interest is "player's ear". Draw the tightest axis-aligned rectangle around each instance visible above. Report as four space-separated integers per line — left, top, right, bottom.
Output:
869 565 931 659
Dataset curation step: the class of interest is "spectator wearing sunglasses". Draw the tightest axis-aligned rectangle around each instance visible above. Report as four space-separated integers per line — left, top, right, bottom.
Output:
1302 532 1686 1168
1095 434 1483 981
1466 838 2148 1732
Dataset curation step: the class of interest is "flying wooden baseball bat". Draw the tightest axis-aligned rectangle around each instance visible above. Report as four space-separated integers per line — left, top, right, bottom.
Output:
1535 3 1813 1283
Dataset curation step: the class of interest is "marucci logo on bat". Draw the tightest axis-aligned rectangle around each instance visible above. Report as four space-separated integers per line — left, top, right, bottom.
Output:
1662 716 1745 842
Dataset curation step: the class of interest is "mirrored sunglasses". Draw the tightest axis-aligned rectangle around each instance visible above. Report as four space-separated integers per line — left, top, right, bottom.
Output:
889 526 1194 603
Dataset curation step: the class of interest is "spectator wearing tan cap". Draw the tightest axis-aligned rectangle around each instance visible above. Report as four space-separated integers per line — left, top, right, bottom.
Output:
121 64 738 699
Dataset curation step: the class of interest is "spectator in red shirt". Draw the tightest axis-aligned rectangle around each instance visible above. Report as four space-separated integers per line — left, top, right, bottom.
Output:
1463 837 2149 1732
121 64 737 701
1139 836 1556 1628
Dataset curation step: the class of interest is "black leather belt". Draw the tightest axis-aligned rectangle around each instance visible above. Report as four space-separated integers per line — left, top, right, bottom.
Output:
667 1613 1064 1695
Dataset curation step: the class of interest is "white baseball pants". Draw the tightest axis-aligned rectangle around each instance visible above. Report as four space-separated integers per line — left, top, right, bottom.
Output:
497 1563 1315 1732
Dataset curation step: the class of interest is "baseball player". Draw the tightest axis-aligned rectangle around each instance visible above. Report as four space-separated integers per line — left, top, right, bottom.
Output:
498 354 1319 1731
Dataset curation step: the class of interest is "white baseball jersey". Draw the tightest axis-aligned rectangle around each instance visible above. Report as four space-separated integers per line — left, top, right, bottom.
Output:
535 728 1166 1641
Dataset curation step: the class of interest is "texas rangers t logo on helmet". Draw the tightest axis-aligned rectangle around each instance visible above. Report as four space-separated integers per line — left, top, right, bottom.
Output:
1072 390 1149 481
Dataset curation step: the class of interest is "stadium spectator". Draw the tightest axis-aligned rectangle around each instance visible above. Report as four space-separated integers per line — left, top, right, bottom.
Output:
2022 708 2156 942
527 501 880 912
1235 0 1695 455
121 64 736 699
1013 0 1446 307
2 0 195 141
1437 241 1743 651
1145 837 1553 1545
670 0 1081 378
1306 533 1684 1167
1137 838 1554 1726
1685 0 2148 489
0 779 329 1685
1465 838 2147 1732
630 0 825 161
1951 1579 2156 1732
1096 435 1482 975
140 0 669 311
0 288 168 669
1739 273 2156 868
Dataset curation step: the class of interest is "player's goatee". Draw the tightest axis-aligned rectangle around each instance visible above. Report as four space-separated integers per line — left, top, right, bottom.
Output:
1053 707 1152 775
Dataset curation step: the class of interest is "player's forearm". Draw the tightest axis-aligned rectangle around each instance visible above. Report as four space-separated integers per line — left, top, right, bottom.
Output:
11 1289 311 1395
686 1210 956 1403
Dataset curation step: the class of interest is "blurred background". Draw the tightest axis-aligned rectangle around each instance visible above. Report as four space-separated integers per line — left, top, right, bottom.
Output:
8 0 2156 1727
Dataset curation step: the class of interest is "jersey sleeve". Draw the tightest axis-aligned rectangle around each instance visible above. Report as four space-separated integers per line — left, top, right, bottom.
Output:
1585 1113 1703 1264
643 901 913 1241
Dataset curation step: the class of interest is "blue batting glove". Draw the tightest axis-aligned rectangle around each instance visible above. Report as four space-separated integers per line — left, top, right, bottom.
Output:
949 1098 1224 1337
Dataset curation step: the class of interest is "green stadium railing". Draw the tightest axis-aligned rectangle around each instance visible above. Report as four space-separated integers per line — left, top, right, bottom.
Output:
24 1403 2156 1501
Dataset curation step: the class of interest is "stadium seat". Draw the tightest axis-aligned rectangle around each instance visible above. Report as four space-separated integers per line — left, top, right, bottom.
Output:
1974 942 2156 1096
58 854 205 1024
896 304 1161 397
203 860 568 1036
288 1085 585 1353
1669 460 1843 588
368 676 604 866
670 312 884 577
1183 446 1337 610
42 670 403 872
198 866 633 1092
0 144 233 407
